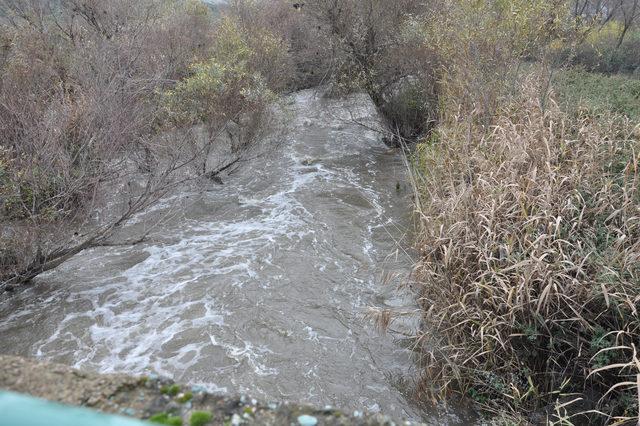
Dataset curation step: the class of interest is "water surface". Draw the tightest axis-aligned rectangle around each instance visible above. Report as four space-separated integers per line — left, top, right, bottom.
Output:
0 90 426 420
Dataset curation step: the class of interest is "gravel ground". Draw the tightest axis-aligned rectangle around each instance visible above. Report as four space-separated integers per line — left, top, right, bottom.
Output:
0 356 426 426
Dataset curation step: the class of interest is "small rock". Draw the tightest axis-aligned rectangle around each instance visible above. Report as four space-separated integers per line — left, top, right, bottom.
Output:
122 408 137 416
165 401 181 412
191 385 207 393
297 415 318 426
231 413 242 426
301 158 318 166
86 396 100 406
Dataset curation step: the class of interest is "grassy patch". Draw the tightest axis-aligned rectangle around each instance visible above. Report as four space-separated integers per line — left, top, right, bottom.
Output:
160 384 181 396
149 412 183 426
553 69 640 120
176 392 193 403
189 411 213 426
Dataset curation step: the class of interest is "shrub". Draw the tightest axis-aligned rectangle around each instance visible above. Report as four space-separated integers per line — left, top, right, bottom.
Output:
379 77 437 142
160 14 285 175
162 57 273 127
0 0 281 287
215 11 294 92
412 0 568 124
223 0 327 89
161 15 283 129
296 0 437 140
411 76 640 422
553 22 640 74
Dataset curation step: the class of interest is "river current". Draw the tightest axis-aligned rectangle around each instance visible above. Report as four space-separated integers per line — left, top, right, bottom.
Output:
0 89 432 420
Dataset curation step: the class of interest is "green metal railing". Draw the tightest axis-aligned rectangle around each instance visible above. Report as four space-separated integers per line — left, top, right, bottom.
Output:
0 391 150 426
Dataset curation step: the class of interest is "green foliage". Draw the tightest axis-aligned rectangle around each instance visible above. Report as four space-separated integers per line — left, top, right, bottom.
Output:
149 412 183 426
183 0 212 17
589 327 615 370
379 79 436 141
1 169 78 221
409 0 569 124
162 17 276 127
553 69 640 120
176 392 193 403
552 20 640 74
189 411 213 426
0 149 8 192
160 384 180 396
414 0 565 61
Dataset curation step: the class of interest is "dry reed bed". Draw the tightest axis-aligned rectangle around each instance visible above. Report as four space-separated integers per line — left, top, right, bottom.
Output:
412 81 640 423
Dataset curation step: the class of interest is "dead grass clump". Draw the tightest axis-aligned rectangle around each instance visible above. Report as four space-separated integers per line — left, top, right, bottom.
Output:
412 78 640 421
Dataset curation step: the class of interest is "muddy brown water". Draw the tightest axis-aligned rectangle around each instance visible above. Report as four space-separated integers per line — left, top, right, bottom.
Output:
0 90 460 423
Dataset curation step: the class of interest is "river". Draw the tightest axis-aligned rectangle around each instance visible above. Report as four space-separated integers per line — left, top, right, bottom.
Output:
0 89 429 421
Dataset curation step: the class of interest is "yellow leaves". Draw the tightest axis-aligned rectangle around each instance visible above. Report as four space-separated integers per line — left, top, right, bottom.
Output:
183 0 211 17
213 17 252 64
163 55 271 125
159 13 286 126
423 0 568 63
585 20 624 46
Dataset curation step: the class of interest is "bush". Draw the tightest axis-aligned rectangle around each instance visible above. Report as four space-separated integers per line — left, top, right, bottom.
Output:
216 8 294 91
0 0 215 284
413 0 567 123
161 15 283 175
0 0 287 286
294 0 438 140
411 77 640 422
552 22 640 74
162 16 278 128
379 78 437 142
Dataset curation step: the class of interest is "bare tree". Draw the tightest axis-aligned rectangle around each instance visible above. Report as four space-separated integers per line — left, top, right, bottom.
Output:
0 0 283 290
617 0 639 47
297 0 437 140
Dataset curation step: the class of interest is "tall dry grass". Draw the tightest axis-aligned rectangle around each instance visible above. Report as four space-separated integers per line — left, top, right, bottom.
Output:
411 75 640 422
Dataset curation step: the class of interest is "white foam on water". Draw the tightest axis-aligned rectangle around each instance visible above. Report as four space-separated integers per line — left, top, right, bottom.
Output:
0 88 423 421
209 335 278 377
